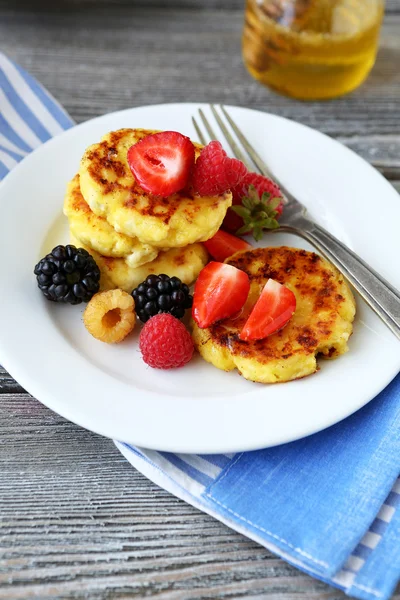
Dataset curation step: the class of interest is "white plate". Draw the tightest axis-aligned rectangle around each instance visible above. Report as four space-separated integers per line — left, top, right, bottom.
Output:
0 103 399 453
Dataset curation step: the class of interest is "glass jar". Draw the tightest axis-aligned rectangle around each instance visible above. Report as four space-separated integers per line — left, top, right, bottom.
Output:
242 0 385 100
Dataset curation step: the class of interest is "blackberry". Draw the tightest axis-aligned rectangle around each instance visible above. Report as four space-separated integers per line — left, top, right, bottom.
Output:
132 274 193 323
34 244 101 305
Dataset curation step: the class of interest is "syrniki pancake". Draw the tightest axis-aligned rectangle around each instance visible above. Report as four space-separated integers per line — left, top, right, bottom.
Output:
64 174 159 268
79 128 232 248
192 246 356 383
70 231 208 293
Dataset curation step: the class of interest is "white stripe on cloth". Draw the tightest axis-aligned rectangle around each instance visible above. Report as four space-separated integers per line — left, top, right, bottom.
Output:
0 89 42 149
0 149 17 170
377 504 396 522
345 555 365 572
392 479 400 494
334 569 357 589
175 453 224 479
361 531 381 550
0 132 28 157
132 448 207 496
0 54 64 138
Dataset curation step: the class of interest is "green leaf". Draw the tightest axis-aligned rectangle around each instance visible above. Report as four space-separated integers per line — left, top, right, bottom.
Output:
233 181 282 241
268 197 282 210
231 205 250 218
236 223 253 235
252 227 264 242
242 197 254 210
247 185 259 202
260 191 272 204
264 218 280 229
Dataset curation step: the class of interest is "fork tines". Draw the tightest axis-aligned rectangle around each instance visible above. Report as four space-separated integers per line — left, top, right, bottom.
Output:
193 104 283 188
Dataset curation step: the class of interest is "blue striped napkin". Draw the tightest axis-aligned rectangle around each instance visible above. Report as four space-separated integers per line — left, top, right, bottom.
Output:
1 51 400 600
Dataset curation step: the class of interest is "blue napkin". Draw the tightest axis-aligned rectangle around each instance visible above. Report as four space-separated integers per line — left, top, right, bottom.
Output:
1 51 399 600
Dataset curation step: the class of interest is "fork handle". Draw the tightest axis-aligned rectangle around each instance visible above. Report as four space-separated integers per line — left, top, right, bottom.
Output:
282 220 400 341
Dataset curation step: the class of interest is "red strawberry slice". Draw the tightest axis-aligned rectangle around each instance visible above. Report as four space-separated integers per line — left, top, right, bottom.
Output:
204 229 252 263
240 279 296 341
192 262 250 329
127 131 195 197
192 141 247 196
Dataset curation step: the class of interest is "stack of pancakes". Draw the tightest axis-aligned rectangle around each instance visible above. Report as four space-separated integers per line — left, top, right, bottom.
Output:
64 129 232 292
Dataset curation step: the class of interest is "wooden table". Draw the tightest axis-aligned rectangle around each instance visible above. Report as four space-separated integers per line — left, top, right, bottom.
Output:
1 1 399 598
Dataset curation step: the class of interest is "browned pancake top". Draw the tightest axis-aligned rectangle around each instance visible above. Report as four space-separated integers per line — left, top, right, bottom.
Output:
207 246 353 363
84 128 223 226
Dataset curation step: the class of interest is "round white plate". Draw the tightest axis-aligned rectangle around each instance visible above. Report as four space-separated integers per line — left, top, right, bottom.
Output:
0 103 399 453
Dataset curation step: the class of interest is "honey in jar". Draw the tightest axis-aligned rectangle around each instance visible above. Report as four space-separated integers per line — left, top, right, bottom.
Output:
242 0 385 100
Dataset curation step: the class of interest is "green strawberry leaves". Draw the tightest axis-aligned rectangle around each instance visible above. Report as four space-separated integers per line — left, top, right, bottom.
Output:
231 185 280 242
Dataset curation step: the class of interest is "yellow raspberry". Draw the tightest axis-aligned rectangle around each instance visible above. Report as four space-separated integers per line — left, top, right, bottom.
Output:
84 289 136 343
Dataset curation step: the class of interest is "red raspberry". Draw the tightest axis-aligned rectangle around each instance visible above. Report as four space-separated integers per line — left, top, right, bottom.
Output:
139 313 194 369
192 141 247 196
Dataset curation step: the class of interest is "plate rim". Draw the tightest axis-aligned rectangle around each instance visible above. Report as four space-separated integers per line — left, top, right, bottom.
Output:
0 102 399 453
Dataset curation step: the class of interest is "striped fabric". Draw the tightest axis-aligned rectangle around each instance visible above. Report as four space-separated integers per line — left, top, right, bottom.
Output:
335 481 400 585
121 444 235 496
118 443 400 597
0 52 73 177
1 50 399 600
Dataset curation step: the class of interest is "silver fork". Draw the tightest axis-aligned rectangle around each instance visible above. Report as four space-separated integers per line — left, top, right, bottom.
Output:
193 104 400 341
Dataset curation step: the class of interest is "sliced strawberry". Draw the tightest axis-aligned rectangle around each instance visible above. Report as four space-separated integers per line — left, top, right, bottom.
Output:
240 279 296 341
204 230 252 263
192 262 250 329
127 131 195 197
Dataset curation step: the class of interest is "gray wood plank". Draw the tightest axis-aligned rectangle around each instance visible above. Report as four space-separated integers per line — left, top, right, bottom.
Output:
1 394 398 600
337 138 400 179
1 0 398 13
1 7 399 139
0 367 25 394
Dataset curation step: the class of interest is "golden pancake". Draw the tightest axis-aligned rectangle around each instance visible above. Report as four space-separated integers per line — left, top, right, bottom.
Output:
64 174 159 268
192 246 356 383
79 128 232 248
70 231 208 293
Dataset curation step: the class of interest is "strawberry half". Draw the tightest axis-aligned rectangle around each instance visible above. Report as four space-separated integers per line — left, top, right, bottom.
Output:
192 262 250 329
204 229 252 263
240 279 296 341
127 131 195 197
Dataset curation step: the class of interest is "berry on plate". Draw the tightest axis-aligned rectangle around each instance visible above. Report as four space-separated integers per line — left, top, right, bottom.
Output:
204 229 252 263
240 279 296 341
127 131 195 197
139 313 194 369
34 244 100 304
223 173 284 240
192 262 250 329
84 289 136 344
132 274 193 323
192 141 247 196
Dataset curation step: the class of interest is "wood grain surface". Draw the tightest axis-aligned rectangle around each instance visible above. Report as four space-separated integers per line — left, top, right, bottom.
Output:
1 2 399 599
